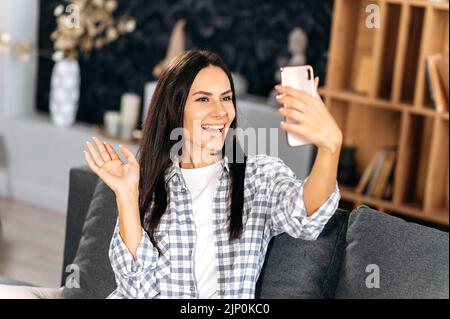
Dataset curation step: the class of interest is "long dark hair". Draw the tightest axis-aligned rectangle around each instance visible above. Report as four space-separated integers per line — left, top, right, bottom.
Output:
136 50 246 253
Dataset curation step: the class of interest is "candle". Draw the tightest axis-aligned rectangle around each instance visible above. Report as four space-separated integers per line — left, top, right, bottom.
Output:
120 93 141 139
104 111 121 137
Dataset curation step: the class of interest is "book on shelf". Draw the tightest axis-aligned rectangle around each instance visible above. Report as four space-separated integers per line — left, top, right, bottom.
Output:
436 55 449 106
371 148 397 198
383 161 396 201
366 148 387 196
384 182 393 201
355 147 397 198
355 151 378 194
426 53 449 112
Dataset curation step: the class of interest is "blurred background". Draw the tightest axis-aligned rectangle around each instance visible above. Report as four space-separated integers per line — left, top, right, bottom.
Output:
0 0 448 288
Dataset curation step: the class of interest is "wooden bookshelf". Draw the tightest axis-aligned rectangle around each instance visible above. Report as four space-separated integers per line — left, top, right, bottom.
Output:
323 0 449 225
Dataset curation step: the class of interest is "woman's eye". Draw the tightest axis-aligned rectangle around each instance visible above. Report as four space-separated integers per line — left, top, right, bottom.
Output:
222 96 232 101
196 97 209 102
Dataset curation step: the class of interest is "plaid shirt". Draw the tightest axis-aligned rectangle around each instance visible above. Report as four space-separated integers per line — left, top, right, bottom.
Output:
107 154 341 299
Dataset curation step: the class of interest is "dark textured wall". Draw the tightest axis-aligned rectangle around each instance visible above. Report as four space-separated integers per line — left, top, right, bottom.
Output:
37 0 333 125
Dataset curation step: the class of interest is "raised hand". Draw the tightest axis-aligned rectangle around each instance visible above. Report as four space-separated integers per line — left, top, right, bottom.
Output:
83 137 140 196
275 77 343 155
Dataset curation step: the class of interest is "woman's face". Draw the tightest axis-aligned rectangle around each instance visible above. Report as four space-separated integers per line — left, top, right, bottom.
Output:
183 66 236 161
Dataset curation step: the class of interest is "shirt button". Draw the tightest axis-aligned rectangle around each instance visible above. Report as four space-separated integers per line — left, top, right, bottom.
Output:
186 218 191 224
181 188 187 193
188 250 193 256
190 286 195 292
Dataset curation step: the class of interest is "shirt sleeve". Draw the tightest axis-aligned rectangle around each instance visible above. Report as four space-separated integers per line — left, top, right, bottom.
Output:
107 218 160 299
266 157 341 240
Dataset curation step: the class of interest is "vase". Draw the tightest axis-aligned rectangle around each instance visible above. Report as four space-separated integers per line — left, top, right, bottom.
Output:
49 59 80 127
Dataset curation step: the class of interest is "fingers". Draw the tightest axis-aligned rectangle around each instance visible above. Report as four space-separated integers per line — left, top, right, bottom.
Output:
119 145 138 165
92 137 112 162
86 141 105 168
281 122 304 135
278 107 305 124
104 142 120 161
280 121 308 138
275 84 319 106
83 150 101 174
276 94 310 114
275 84 304 99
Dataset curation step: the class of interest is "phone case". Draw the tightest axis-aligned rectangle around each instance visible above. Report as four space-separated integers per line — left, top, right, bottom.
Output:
280 65 315 147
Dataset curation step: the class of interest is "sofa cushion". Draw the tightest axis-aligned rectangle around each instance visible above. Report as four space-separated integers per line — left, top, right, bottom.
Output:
62 167 101 286
255 209 349 299
61 180 117 299
334 205 449 299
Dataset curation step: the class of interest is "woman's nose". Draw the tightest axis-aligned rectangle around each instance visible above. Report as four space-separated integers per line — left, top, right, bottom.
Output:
211 100 228 118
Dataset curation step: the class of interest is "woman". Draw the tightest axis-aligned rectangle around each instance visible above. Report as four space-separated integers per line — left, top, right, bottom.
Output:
83 50 342 299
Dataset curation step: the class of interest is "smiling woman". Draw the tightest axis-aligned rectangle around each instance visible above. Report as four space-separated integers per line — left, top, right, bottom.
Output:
182 66 236 168
82 50 341 299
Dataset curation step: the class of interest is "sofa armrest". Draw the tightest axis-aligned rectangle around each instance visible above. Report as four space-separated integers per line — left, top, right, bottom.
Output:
61 166 99 286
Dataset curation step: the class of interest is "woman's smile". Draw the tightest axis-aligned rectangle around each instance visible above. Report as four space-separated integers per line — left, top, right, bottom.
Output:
201 123 226 137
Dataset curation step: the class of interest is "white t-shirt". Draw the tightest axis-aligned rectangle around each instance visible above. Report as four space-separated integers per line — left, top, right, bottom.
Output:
180 161 222 299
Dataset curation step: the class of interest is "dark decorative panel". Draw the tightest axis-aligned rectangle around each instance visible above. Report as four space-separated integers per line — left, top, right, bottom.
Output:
37 0 333 126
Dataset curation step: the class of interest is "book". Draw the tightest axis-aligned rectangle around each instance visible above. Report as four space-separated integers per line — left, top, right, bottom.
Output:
436 55 449 107
356 151 378 194
371 148 397 198
365 148 387 196
384 182 393 201
426 53 449 112
383 160 397 200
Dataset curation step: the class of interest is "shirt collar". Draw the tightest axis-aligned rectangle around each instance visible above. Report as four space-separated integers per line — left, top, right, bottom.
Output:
164 155 230 184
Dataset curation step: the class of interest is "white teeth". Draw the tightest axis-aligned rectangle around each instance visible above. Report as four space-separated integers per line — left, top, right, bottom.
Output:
202 124 225 130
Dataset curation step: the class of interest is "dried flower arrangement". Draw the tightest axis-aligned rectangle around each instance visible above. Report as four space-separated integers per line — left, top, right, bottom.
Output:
51 0 136 61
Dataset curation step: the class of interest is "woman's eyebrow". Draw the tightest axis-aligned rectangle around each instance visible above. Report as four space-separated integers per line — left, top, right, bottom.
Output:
193 90 233 96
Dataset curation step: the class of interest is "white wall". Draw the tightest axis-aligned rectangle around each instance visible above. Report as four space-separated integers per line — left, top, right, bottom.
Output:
0 0 39 118
0 0 95 212
0 0 40 201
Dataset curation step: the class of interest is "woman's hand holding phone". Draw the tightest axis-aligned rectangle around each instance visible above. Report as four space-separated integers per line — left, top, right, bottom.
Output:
275 77 343 155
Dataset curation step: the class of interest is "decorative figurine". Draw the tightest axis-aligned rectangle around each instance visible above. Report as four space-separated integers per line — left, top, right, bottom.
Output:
268 27 309 106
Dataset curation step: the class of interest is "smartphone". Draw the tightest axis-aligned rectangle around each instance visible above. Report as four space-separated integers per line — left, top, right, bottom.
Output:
280 65 316 147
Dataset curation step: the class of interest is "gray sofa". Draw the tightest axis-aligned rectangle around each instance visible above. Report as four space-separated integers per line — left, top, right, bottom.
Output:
3 166 450 298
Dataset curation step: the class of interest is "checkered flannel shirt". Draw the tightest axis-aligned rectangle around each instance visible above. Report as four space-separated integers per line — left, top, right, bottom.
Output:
107 154 341 299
